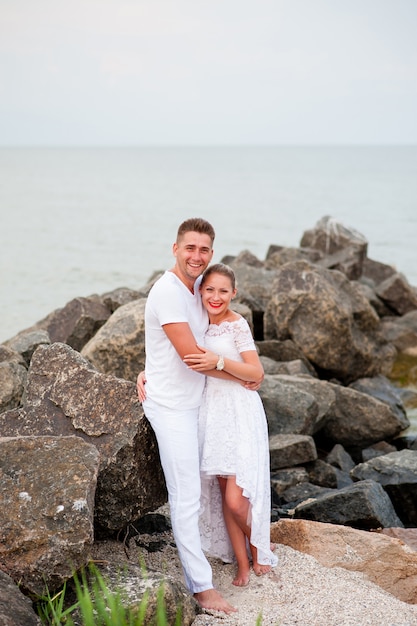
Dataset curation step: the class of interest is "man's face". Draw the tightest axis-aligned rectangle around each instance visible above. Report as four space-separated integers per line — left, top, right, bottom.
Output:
173 231 214 285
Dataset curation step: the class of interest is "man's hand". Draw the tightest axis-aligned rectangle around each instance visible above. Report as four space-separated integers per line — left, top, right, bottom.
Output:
183 345 218 371
137 370 147 402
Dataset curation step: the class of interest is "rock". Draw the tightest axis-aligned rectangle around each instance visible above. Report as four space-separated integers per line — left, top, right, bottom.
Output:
0 435 99 596
270 467 309 497
12 295 112 352
294 479 404 529
0 343 167 535
321 383 409 448
279 482 333 508
81 298 147 382
350 450 417 526
269 434 317 470
361 257 397 286
260 376 319 435
256 339 317 375
326 443 355 473
270 518 417 604
228 261 277 312
0 570 42 625
0 360 27 413
305 459 338 489
264 245 323 270
264 260 395 383
69 561 200 626
361 440 397 462
349 374 407 424
4 329 50 366
100 286 143 312
379 527 417 551
271 375 336 434
380 310 417 356
376 272 417 315
299 215 368 280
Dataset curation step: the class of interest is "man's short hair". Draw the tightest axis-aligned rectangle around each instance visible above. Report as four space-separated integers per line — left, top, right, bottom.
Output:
177 218 215 245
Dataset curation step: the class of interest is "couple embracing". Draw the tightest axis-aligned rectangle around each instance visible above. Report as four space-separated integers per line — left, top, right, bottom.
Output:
137 218 277 614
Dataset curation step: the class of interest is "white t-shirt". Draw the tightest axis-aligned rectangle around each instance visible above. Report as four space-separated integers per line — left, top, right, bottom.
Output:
144 271 208 410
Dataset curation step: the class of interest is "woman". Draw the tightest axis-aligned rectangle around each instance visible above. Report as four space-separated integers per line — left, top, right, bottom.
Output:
183 263 277 587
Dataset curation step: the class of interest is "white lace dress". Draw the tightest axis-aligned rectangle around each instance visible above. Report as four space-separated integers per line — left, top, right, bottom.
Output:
198 316 278 567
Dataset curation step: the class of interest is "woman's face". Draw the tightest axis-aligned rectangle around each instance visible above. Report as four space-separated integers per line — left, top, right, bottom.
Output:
200 272 236 319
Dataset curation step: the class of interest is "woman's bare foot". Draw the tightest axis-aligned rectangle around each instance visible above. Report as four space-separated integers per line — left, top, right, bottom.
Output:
194 589 237 614
232 565 250 587
253 562 272 576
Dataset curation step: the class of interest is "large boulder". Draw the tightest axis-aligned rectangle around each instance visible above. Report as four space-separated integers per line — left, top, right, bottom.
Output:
264 260 395 383
351 450 417 526
259 376 319 435
321 383 409 448
0 343 167 535
270 519 417 604
81 298 147 382
0 436 99 595
7 296 111 353
299 216 368 280
294 479 403 529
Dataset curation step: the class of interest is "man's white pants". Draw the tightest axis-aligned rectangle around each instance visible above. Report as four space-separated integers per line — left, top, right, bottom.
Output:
143 398 213 593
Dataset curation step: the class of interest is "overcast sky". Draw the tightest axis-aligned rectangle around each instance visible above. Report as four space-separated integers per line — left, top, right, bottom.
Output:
1 0 416 146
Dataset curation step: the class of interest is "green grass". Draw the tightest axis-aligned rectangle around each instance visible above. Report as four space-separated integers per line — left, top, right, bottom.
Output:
35 562 182 626
35 563 278 625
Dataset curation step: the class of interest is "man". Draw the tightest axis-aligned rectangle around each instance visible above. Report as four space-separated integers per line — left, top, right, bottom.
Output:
137 217 237 613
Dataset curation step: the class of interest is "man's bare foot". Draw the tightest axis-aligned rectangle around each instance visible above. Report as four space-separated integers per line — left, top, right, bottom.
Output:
194 588 237 614
232 566 250 587
253 562 272 576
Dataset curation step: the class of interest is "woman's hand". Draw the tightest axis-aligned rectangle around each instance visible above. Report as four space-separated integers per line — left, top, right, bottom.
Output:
136 370 147 402
183 345 218 371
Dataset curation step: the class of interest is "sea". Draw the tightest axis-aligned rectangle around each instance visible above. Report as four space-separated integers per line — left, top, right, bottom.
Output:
1 145 416 346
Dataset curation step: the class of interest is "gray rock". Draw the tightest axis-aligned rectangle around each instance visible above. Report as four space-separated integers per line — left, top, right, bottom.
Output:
271 375 337 434
361 257 397 286
270 467 309 497
256 339 317 375
294 479 404 529
0 343 167 535
376 273 417 315
260 376 319 435
361 441 397 462
300 216 368 280
23 295 111 352
349 375 407 424
260 356 312 376
322 383 409 448
380 310 417 355
81 298 147 382
326 443 355 473
0 361 27 413
351 450 417 526
4 329 50 366
264 260 395 383
305 459 338 489
0 570 42 625
0 435 99 595
69 561 200 626
269 434 317 470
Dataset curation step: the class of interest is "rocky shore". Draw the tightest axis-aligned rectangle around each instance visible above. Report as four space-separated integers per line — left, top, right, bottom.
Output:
1 216 417 625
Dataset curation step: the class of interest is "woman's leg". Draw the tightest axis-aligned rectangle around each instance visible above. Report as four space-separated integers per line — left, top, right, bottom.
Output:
218 476 271 583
